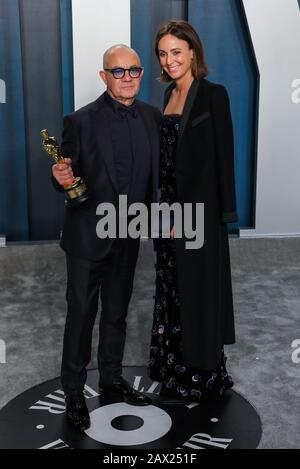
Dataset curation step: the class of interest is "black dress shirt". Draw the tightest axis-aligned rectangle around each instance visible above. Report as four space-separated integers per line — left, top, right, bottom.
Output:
104 92 152 205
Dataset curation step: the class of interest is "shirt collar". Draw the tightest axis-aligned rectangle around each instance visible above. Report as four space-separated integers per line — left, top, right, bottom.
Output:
104 91 137 114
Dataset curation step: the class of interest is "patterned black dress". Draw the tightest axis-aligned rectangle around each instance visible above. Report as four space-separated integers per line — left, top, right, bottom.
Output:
149 115 234 401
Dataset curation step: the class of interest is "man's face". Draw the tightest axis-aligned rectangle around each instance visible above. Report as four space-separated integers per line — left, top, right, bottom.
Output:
100 49 143 104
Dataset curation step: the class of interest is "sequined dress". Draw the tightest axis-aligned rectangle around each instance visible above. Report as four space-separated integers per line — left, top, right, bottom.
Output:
149 115 234 401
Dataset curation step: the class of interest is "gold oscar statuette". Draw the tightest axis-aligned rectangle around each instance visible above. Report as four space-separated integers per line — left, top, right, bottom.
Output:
40 129 88 207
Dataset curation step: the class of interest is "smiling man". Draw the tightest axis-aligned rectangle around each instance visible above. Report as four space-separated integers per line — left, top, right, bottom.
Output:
51 45 161 431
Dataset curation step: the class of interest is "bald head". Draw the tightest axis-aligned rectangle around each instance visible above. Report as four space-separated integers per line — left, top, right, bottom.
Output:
103 44 141 69
100 44 144 106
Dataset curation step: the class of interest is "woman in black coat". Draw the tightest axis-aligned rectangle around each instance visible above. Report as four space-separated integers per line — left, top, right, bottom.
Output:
149 21 238 401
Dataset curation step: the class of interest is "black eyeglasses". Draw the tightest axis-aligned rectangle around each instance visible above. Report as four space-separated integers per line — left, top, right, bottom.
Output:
104 67 144 79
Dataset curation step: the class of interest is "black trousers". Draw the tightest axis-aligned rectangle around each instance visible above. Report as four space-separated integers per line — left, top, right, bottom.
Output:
61 238 140 395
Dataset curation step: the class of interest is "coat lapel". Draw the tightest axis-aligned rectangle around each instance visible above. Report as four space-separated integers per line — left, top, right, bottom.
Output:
91 95 118 194
177 79 200 152
164 80 201 157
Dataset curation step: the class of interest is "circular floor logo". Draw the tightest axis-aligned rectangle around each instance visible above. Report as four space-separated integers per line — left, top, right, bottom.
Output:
0 367 262 449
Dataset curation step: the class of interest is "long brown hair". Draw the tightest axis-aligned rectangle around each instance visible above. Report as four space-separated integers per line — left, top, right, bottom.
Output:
155 20 208 82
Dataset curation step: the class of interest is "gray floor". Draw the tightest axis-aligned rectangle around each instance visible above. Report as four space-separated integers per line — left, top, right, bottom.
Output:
0 237 300 449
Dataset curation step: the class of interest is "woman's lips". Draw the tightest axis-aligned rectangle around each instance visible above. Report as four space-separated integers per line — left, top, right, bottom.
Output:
167 65 180 73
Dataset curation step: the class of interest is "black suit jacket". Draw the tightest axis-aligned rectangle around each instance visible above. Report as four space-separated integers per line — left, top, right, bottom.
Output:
54 93 161 261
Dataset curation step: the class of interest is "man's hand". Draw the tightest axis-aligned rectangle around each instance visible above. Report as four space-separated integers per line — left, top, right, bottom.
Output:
52 158 75 187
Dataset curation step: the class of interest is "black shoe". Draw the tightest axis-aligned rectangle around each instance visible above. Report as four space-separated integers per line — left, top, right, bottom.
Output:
99 376 152 406
99 387 125 406
65 393 90 431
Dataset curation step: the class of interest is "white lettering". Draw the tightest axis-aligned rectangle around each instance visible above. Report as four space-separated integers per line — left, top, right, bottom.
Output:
103 455 138 466
179 432 233 450
291 79 300 103
29 400 66 415
29 389 66 414
39 439 70 450
128 202 149 238
30 385 99 414
291 339 300 364
151 202 183 240
83 384 100 399
96 203 117 239
0 79 6 104
185 402 200 410
132 375 160 395
96 196 205 250
0 339 6 364
103 453 138 467
184 203 205 250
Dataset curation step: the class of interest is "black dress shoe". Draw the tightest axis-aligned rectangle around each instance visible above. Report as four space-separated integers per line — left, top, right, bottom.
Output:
99 377 152 406
65 394 90 431
99 387 125 406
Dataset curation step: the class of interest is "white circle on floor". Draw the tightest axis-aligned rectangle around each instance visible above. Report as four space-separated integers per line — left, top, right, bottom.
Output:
85 403 172 446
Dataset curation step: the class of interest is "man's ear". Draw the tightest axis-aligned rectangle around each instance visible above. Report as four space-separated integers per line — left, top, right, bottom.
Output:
99 70 107 85
140 68 144 80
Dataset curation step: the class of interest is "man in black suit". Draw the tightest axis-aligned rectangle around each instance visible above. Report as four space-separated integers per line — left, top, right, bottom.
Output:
52 45 161 430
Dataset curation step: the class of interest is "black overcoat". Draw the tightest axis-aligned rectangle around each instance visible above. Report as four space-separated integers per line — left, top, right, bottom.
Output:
164 79 238 370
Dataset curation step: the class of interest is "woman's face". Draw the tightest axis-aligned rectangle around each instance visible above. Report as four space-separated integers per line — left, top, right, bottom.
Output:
158 34 194 82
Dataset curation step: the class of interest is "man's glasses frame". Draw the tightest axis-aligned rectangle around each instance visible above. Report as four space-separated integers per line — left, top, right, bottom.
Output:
104 67 144 79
